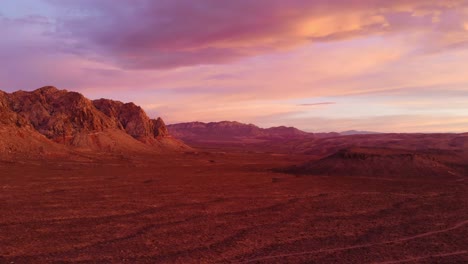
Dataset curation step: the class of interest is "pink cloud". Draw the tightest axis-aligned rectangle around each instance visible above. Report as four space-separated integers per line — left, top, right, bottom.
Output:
48 0 468 69
298 102 336 106
1 1 468 133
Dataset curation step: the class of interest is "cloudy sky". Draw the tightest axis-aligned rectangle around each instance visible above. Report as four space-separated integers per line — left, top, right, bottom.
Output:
1 0 468 132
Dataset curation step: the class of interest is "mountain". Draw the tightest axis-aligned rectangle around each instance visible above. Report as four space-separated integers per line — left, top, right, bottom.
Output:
340 130 382 136
0 86 188 158
167 121 314 143
92 98 169 142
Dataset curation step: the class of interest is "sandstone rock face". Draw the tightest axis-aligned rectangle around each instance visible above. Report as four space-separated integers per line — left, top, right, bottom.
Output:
0 91 25 126
0 86 186 155
0 91 13 124
8 87 115 143
152 117 169 137
0 91 7 109
93 99 169 140
93 99 149 139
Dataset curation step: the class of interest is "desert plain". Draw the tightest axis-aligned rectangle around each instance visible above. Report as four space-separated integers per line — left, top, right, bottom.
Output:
1 142 467 263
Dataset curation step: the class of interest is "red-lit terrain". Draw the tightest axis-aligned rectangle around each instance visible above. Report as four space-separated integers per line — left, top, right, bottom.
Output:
1 88 467 263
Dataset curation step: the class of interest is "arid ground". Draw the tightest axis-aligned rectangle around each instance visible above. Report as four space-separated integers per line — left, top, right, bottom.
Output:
3 0 468 262
1 149 467 263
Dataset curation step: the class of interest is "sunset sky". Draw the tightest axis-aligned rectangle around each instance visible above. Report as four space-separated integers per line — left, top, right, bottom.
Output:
1 0 468 132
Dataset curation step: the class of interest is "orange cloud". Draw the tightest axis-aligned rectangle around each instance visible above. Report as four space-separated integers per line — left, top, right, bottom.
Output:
2 1 468 133
43 0 468 69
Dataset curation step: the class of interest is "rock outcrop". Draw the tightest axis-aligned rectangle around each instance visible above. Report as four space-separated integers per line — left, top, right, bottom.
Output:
152 117 169 137
8 87 116 143
0 86 188 157
92 98 168 140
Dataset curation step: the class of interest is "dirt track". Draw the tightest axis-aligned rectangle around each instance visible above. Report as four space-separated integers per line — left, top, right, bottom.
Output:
239 219 468 263
1 152 467 263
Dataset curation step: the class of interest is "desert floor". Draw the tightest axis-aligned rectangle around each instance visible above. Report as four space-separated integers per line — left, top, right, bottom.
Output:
0 151 467 263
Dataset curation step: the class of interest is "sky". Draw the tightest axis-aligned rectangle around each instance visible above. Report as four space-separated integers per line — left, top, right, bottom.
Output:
1 0 468 133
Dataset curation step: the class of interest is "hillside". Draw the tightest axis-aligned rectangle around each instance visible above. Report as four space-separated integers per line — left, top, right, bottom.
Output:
0 86 188 158
285 147 459 178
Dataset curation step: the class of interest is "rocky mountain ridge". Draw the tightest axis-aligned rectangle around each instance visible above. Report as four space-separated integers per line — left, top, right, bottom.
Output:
0 86 187 159
167 121 313 142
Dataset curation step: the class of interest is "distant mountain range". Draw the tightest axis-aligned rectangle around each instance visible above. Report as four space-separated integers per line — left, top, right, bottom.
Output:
167 121 343 144
167 122 386 143
340 130 382 135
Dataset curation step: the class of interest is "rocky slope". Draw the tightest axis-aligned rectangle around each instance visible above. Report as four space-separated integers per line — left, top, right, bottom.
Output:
1 89 66 160
284 147 458 178
92 99 169 141
0 86 188 158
